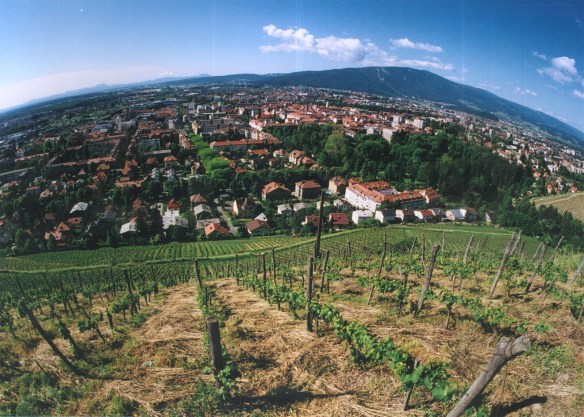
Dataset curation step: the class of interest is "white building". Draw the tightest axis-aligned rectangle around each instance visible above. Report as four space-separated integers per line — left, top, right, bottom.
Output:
352 209 374 224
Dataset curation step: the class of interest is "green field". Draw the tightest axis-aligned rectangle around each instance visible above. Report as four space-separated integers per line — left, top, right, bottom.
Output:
533 191 584 222
0 223 535 274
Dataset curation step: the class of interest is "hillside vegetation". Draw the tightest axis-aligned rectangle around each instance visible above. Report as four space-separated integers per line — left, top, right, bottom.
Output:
1 225 583 416
533 192 584 222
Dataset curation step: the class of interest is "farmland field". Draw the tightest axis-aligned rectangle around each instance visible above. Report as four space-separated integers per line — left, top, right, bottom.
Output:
0 224 534 273
1 221 583 416
533 191 584 222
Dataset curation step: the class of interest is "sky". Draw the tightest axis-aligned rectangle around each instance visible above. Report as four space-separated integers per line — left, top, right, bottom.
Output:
1 0 584 131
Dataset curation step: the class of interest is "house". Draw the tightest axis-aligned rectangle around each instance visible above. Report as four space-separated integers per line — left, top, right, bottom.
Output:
463 208 479 222
254 213 268 222
414 210 435 222
247 219 270 236
196 218 221 230
120 219 138 235
344 181 397 211
190 194 208 208
276 204 293 216
167 199 181 211
164 155 178 169
396 209 416 223
204 222 229 238
193 204 213 220
375 209 396 224
352 209 374 224
430 208 446 221
293 202 309 212
333 199 350 212
163 213 188 229
328 176 348 195
303 215 322 228
70 202 89 215
294 180 321 200
262 182 292 201
328 212 349 229
232 198 254 218
485 211 497 224
446 209 466 222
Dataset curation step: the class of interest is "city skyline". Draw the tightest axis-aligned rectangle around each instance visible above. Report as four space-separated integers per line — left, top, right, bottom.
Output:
1 0 584 131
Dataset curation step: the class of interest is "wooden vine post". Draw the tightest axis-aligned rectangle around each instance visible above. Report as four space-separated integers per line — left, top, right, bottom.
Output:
415 242 440 317
306 256 314 332
19 301 82 375
206 316 225 376
314 190 326 260
525 243 547 292
262 253 267 300
320 250 330 293
194 259 202 289
272 248 277 285
488 232 516 298
446 336 531 417
569 256 584 284
463 235 474 265
403 358 419 410
368 238 387 305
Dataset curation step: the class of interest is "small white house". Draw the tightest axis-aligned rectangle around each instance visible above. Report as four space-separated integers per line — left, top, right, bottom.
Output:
293 202 309 212
446 209 465 222
352 209 374 224
255 212 268 222
277 204 293 216
333 199 350 212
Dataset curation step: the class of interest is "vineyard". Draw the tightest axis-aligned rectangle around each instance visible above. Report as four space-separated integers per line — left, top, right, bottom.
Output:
1 224 583 416
533 191 584 222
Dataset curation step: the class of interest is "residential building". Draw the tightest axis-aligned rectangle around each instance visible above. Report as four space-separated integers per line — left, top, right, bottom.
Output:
328 213 349 229
375 209 396 224
352 209 374 224
328 176 348 195
276 204 293 216
294 180 321 200
247 219 270 236
262 182 292 201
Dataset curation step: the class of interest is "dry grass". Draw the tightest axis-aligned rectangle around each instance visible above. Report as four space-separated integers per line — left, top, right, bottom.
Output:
211 278 423 416
76 283 211 417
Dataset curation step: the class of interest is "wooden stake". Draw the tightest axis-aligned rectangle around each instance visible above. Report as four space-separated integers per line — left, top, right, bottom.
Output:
446 336 531 417
206 316 225 376
463 235 474 265
488 232 516 298
307 256 314 332
415 243 440 317
403 358 419 410
320 250 330 293
569 256 584 284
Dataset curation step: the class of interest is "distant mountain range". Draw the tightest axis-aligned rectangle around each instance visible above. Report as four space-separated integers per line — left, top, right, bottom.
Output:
4 66 584 145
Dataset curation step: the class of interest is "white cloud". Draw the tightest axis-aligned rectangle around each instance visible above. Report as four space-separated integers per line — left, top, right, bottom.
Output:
477 82 501 91
531 51 548 60
514 87 537 97
552 56 577 75
261 25 397 65
537 55 579 84
261 25 454 70
390 38 443 53
398 59 454 71
573 89 584 99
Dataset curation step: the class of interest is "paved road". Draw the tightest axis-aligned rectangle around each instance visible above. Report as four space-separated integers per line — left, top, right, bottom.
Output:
217 206 238 234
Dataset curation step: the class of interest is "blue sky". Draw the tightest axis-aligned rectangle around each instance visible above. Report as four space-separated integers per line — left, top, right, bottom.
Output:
1 0 584 131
